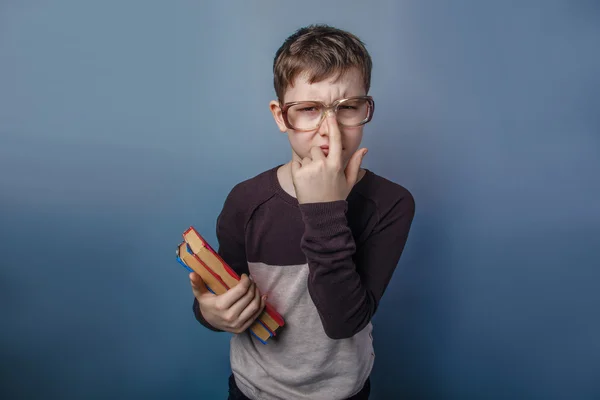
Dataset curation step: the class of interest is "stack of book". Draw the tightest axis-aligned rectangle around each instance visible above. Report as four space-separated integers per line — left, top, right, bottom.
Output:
176 226 285 344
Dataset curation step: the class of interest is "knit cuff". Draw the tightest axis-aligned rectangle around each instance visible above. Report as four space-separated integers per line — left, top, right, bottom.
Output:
298 200 349 237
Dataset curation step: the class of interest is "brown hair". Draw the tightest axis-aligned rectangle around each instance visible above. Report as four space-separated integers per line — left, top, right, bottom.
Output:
273 24 372 103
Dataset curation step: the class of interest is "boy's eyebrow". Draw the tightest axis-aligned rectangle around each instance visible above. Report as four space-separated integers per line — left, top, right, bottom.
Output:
293 91 354 104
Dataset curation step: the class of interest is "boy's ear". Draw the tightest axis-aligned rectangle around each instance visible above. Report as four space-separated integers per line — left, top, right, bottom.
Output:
269 100 288 133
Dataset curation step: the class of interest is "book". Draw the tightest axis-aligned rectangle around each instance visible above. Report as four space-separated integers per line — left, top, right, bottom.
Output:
177 243 273 343
182 228 285 329
177 226 285 343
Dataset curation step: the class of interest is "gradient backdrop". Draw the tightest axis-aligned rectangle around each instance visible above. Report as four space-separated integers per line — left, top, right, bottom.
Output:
1 1 599 399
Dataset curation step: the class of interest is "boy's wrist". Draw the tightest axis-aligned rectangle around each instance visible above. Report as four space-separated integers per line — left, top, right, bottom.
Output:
298 200 348 237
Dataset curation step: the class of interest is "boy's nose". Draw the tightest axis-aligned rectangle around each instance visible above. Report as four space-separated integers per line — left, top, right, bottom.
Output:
318 112 337 136
323 108 335 118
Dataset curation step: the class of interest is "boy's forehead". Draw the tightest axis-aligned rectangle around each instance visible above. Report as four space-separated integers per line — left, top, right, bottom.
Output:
284 68 365 102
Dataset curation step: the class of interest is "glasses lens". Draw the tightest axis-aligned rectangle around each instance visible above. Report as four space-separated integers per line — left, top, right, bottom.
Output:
286 98 371 130
336 98 370 127
287 102 323 131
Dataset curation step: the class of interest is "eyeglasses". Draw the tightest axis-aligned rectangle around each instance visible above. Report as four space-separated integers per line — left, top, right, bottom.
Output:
281 96 375 132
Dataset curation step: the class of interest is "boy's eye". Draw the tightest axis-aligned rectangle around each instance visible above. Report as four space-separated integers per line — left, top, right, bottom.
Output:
338 105 357 110
298 106 318 112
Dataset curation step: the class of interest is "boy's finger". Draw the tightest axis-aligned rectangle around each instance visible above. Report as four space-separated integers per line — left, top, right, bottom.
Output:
228 281 257 319
189 272 209 296
236 284 263 324
327 116 343 162
239 294 267 333
217 274 253 309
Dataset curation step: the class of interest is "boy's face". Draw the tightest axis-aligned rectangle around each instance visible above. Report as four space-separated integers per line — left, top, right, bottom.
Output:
270 68 367 169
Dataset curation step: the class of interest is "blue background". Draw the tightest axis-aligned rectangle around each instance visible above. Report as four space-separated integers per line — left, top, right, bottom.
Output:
1 1 599 399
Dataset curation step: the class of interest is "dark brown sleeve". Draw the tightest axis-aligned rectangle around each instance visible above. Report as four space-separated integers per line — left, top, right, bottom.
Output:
299 192 415 339
192 186 251 331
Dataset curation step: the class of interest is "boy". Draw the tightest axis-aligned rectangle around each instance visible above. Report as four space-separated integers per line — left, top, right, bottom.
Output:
189 24 415 400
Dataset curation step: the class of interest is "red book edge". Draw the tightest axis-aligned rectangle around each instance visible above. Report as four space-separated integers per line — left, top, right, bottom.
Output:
183 226 285 327
183 226 240 281
181 242 231 291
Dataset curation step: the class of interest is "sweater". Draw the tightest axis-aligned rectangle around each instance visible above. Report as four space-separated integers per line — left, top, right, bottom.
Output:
192 164 415 400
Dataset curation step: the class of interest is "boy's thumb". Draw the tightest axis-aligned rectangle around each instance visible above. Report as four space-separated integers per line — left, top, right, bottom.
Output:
190 272 210 296
346 148 367 185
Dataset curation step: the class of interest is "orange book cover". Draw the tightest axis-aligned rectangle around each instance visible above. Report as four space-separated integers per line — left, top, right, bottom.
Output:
182 227 285 330
177 243 273 344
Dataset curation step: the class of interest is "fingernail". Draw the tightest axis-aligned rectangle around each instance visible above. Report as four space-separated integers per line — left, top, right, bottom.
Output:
364 149 368 156
262 295 268 301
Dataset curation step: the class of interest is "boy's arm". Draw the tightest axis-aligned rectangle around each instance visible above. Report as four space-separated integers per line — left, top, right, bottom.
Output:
192 187 251 331
298 191 415 339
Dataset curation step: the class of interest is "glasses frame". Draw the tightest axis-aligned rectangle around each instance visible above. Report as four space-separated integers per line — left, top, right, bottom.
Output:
280 95 375 132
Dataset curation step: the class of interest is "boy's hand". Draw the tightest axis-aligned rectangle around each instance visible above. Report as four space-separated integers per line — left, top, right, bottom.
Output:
190 272 266 334
291 115 367 204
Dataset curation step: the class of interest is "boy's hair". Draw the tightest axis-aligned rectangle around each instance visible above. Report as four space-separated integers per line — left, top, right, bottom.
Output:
273 24 372 103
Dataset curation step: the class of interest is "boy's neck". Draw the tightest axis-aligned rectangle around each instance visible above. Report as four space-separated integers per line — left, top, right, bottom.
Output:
276 162 366 200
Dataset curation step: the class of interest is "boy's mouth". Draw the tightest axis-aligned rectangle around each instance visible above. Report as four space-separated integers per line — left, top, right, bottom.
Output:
319 145 345 156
